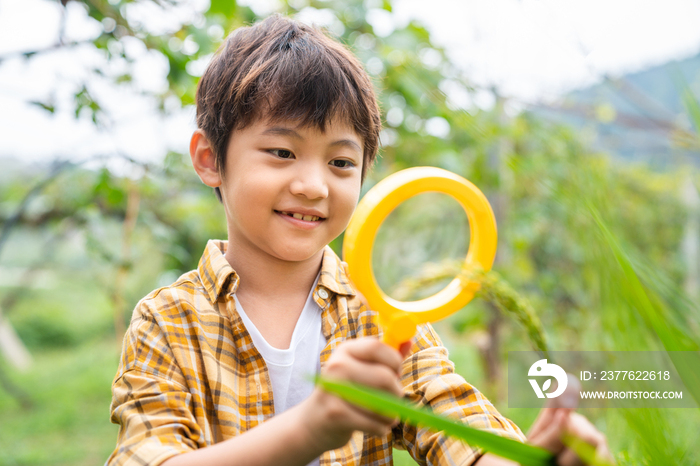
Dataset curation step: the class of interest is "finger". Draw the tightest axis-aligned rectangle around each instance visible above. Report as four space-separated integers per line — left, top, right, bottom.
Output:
529 373 580 438
566 413 606 447
557 448 586 466
324 352 404 397
338 400 397 437
310 388 397 438
529 408 569 454
561 440 615 466
341 338 404 373
596 439 615 464
558 413 612 466
349 401 400 428
527 406 558 438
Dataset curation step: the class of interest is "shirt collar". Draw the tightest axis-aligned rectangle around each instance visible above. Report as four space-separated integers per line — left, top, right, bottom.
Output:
198 240 240 303
318 245 356 297
197 241 355 304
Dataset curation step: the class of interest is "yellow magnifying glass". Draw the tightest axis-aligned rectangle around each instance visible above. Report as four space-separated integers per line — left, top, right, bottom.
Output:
343 167 497 348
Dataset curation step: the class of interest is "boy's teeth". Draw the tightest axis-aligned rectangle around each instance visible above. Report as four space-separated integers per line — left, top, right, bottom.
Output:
287 212 320 221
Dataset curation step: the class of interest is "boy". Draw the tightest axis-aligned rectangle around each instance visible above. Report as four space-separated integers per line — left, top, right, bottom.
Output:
108 15 611 466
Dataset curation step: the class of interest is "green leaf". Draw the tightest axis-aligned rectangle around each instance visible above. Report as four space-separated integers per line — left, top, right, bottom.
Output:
29 100 55 114
682 89 700 135
316 376 555 466
208 0 237 17
317 377 615 466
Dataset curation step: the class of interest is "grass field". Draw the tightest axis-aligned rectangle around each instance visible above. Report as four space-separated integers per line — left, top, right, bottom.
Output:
0 340 120 465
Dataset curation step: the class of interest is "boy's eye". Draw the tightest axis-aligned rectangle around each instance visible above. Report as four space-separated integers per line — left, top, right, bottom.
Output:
330 159 355 168
270 149 294 159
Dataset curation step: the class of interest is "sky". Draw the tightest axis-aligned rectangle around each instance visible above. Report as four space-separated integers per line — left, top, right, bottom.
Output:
1 0 699 167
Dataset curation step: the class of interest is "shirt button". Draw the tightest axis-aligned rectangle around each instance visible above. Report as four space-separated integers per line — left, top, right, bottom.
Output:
318 288 329 299
331 462 342 466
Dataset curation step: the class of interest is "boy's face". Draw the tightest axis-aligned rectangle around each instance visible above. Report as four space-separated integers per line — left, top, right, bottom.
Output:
215 117 363 264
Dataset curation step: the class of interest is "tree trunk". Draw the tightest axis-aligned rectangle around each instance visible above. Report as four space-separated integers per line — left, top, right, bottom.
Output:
0 309 32 371
482 92 513 403
112 181 141 341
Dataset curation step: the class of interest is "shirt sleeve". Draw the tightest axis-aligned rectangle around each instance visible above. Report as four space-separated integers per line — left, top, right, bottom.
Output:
107 304 205 466
392 323 526 466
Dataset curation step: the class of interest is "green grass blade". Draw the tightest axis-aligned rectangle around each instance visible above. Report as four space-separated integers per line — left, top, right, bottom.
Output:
562 434 614 466
589 206 700 407
591 208 680 349
316 376 555 466
675 69 700 135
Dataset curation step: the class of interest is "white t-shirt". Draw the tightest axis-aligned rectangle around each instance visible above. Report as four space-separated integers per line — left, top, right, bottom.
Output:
233 274 327 414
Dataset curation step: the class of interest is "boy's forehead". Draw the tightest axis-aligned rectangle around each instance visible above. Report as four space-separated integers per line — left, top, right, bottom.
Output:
251 114 363 141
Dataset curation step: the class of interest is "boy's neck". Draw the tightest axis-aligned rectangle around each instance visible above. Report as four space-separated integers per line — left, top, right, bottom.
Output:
224 240 324 302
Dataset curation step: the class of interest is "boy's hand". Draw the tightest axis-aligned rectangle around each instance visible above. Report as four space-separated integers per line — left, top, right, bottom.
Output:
527 375 614 465
298 338 410 453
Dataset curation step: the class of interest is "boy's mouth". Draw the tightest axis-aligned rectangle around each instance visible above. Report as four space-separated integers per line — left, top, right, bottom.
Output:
275 210 325 222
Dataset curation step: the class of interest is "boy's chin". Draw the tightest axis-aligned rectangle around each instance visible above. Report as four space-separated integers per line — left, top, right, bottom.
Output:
270 243 326 263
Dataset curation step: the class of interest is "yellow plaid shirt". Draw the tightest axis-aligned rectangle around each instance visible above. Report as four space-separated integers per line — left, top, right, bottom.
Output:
108 240 525 466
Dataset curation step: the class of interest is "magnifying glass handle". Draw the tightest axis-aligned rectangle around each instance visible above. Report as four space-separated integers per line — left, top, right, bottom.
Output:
381 333 403 349
380 313 418 350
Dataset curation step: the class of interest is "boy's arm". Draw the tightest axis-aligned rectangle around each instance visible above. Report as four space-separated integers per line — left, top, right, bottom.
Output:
108 308 208 465
111 358 324 466
158 404 319 466
111 320 405 466
160 337 406 466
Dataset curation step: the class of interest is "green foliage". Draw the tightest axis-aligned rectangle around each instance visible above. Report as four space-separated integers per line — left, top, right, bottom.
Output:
0 342 120 465
12 307 81 349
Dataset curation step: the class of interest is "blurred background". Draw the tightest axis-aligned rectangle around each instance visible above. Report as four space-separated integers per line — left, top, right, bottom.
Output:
1 0 699 464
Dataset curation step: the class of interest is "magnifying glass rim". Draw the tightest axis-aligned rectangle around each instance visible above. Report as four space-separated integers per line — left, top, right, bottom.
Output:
343 167 497 324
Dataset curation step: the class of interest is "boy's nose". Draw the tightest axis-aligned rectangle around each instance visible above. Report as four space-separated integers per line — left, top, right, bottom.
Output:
289 164 329 200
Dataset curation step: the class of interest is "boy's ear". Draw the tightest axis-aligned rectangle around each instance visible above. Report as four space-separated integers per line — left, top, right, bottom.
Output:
190 129 222 188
